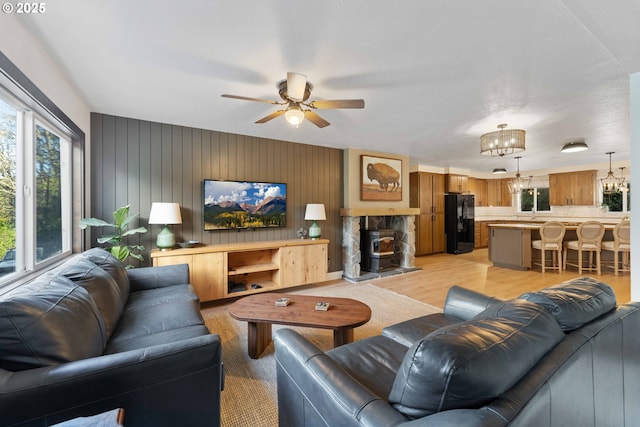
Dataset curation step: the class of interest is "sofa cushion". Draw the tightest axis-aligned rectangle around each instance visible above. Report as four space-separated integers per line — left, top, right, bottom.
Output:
382 313 461 347
126 284 199 309
107 297 204 346
0 275 106 371
327 335 409 399
388 300 564 419
518 277 617 331
104 324 211 354
81 247 130 305
53 257 125 338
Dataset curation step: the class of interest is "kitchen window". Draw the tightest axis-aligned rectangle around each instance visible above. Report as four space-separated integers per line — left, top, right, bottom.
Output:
520 187 550 212
602 185 630 212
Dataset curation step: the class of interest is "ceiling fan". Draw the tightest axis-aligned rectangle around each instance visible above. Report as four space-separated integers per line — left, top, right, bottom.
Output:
221 72 365 128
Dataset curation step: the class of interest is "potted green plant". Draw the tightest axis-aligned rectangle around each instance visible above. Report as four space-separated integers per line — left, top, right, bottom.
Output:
80 205 147 267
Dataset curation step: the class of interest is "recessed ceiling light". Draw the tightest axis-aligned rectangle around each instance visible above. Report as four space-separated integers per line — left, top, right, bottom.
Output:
492 168 507 174
561 141 589 153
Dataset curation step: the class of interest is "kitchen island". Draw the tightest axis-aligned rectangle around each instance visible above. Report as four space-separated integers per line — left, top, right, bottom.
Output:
487 224 538 270
487 222 615 271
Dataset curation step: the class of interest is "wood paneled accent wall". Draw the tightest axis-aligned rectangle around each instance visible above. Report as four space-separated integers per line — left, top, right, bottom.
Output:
89 113 343 271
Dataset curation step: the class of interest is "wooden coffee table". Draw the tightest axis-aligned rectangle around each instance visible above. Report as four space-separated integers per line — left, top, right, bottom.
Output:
229 292 371 359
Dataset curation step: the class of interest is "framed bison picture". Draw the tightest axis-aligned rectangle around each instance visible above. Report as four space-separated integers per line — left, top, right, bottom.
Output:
360 155 402 201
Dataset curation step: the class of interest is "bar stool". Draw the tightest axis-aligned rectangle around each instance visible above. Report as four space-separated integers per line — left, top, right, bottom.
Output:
563 221 605 275
602 220 630 275
531 221 566 273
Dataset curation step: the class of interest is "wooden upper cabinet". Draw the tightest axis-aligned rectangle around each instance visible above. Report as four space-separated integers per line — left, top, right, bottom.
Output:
487 179 512 207
549 170 596 206
446 174 469 193
410 172 445 255
468 178 488 206
411 172 444 213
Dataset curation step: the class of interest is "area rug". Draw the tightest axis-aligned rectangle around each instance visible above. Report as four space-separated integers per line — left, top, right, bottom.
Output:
201 282 441 427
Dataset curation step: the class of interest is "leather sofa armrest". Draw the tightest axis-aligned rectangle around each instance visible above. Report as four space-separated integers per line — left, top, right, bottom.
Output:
274 329 407 427
0 334 222 427
393 409 506 426
443 285 504 321
127 264 190 291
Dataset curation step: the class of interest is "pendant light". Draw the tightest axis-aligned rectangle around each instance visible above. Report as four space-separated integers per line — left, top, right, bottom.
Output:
480 124 526 157
508 156 531 194
601 152 625 194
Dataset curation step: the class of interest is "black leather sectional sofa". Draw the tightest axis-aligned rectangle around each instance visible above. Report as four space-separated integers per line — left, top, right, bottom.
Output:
275 277 640 426
0 248 223 427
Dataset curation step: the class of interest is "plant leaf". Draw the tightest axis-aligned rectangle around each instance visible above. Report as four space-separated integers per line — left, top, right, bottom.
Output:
120 213 140 230
109 246 130 262
97 232 120 244
128 252 144 262
121 227 147 237
112 205 131 227
79 218 114 229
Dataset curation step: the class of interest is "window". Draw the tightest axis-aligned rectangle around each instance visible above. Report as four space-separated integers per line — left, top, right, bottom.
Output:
520 187 550 212
0 97 17 277
0 93 72 281
602 185 630 212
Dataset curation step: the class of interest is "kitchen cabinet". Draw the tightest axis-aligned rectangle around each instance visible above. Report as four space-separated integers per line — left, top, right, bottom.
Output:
488 225 532 270
474 221 490 248
151 239 328 301
410 172 445 255
487 179 512 207
549 170 596 206
446 174 469 193
468 178 488 206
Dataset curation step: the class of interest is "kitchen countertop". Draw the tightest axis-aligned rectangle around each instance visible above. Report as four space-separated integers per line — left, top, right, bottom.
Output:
486 222 615 230
477 217 625 225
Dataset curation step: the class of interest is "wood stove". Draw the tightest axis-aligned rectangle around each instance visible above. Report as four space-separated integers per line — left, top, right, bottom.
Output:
361 229 395 272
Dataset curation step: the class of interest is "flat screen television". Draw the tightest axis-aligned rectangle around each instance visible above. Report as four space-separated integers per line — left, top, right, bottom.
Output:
203 179 287 230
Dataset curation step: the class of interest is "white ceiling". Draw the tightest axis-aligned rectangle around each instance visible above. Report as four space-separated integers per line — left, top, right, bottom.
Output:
18 0 640 175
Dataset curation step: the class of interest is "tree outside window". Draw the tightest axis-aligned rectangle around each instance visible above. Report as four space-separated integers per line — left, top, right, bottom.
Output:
520 188 550 212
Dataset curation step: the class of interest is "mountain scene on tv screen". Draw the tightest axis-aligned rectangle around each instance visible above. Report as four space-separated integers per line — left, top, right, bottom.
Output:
204 181 287 230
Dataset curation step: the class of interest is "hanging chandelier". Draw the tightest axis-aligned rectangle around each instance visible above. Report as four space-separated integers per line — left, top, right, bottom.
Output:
480 123 526 157
601 152 625 194
508 156 532 194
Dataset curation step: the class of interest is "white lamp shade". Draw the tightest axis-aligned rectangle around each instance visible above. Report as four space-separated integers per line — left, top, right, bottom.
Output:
149 202 182 225
304 204 326 221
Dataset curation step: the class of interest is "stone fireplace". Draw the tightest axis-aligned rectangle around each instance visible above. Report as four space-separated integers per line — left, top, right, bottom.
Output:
340 208 420 280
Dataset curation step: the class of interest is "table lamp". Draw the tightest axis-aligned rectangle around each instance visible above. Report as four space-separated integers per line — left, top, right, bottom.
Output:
148 202 182 250
304 204 326 239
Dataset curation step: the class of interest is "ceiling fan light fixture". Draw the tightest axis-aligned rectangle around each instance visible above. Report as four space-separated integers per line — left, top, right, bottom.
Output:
561 141 589 153
285 104 305 126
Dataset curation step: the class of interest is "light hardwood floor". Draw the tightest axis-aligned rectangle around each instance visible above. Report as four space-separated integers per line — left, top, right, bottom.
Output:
201 248 630 312
365 248 631 308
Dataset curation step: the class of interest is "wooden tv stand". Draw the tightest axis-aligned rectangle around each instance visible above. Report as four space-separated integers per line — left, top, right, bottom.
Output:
150 239 329 302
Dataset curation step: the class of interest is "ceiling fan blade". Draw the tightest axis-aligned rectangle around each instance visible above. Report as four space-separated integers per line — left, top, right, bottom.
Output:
287 72 307 102
221 94 281 104
255 110 285 124
308 99 365 109
304 110 330 128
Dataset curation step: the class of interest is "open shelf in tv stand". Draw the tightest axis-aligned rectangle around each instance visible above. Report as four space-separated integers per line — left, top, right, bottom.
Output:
151 239 329 302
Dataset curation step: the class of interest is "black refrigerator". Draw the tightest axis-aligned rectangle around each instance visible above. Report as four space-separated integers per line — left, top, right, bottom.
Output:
444 194 474 254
